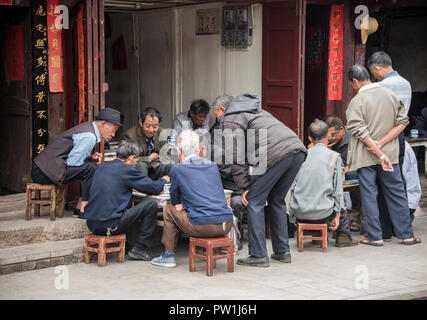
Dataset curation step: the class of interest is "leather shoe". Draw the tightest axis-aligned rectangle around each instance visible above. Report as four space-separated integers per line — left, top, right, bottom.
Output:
128 246 154 261
271 252 291 263
236 256 270 267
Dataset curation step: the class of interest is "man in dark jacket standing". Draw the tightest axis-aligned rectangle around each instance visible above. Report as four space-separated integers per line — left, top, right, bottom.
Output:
219 93 307 267
84 140 170 261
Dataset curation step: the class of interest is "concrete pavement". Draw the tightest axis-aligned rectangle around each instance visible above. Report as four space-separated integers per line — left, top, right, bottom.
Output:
1 213 427 300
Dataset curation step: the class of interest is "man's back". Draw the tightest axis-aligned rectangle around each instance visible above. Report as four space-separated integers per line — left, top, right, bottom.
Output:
289 143 343 222
169 156 232 225
379 71 412 113
346 83 409 171
85 159 165 229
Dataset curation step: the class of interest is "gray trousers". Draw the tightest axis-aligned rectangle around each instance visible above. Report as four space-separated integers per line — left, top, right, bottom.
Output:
246 151 305 258
357 164 413 241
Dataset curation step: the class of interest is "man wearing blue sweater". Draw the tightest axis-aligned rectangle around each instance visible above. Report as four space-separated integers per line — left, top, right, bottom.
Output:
151 129 233 268
84 140 170 261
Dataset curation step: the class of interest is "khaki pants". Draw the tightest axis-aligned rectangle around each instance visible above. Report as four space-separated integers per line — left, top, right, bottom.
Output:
162 204 233 252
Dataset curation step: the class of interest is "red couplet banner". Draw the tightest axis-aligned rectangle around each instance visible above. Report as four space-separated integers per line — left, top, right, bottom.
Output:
47 0 64 92
6 25 24 81
0 0 12 5
77 3 86 123
328 4 344 101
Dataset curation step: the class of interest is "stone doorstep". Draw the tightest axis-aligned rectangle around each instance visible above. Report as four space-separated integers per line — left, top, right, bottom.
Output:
0 238 85 275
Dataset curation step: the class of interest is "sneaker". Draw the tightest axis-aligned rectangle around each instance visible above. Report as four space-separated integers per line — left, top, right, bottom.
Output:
76 211 86 221
236 256 270 267
151 251 176 268
335 234 359 247
128 246 155 261
271 252 291 263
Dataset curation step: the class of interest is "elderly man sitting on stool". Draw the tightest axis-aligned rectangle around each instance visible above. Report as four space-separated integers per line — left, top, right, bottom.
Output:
289 119 358 247
151 129 234 268
84 140 170 261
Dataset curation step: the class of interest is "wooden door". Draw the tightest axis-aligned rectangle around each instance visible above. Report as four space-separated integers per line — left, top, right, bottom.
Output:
0 7 32 193
262 0 304 137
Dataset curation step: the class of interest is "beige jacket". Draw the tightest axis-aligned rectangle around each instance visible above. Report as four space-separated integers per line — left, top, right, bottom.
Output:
346 83 409 171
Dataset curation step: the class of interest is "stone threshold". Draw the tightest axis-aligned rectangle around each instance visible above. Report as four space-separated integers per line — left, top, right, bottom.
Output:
0 238 84 275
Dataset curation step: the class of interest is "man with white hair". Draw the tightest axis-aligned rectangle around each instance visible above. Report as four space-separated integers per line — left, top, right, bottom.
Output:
151 129 234 268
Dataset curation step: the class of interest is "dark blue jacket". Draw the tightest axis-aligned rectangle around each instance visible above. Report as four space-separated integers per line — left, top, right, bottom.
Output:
85 159 166 230
416 107 427 137
170 156 233 225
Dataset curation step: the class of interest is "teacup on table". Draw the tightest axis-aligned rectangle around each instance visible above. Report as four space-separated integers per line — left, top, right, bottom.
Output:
163 183 171 194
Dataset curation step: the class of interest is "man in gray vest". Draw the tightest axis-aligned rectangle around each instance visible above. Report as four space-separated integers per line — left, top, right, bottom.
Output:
31 107 122 219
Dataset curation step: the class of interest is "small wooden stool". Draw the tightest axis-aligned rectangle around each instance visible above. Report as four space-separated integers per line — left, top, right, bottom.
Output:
189 237 234 276
297 223 328 253
25 183 66 221
84 233 126 267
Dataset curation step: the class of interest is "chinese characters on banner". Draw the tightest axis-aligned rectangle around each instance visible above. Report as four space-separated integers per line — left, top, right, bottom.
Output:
328 4 344 101
32 0 49 159
77 3 86 124
47 0 64 92
6 25 24 81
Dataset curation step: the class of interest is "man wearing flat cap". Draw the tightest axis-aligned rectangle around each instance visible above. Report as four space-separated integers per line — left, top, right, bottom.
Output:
31 107 122 219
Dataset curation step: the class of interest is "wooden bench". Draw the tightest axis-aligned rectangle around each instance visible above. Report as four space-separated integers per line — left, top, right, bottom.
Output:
84 233 126 267
296 222 328 253
189 237 234 276
25 183 66 221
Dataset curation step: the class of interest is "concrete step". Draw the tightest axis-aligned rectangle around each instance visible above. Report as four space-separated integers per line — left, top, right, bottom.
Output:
0 238 85 275
0 193 90 248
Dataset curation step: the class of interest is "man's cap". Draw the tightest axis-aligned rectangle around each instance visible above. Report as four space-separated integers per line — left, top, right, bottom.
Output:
95 107 123 127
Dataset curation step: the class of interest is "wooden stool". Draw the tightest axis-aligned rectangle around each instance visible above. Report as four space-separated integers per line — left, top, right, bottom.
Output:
84 233 126 267
297 223 328 253
189 237 234 276
25 183 66 221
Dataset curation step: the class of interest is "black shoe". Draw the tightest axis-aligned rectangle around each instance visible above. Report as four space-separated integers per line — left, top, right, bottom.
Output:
77 211 86 220
236 256 270 267
271 252 291 263
128 246 155 261
73 209 80 218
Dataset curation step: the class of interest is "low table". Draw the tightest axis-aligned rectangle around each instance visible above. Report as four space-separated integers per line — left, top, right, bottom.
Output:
406 137 427 176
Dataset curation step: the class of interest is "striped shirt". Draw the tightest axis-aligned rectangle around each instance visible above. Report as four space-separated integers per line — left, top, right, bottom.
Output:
378 71 412 114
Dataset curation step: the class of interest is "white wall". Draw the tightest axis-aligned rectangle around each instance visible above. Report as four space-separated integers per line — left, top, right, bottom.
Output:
108 3 263 131
175 3 263 119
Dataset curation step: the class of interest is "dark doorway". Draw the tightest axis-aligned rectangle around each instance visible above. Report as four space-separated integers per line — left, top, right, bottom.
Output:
303 4 330 144
0 7 32 194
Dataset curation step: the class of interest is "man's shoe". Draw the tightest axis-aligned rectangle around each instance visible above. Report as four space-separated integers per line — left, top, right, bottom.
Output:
236 256 270 267
335 234 359 247
73 209 80 218
151 251 176 268
271 252 291 263
128 246 155 261
76 211 86 221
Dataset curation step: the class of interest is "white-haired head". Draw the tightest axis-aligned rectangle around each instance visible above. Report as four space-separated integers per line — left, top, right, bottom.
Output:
177 129 205 161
